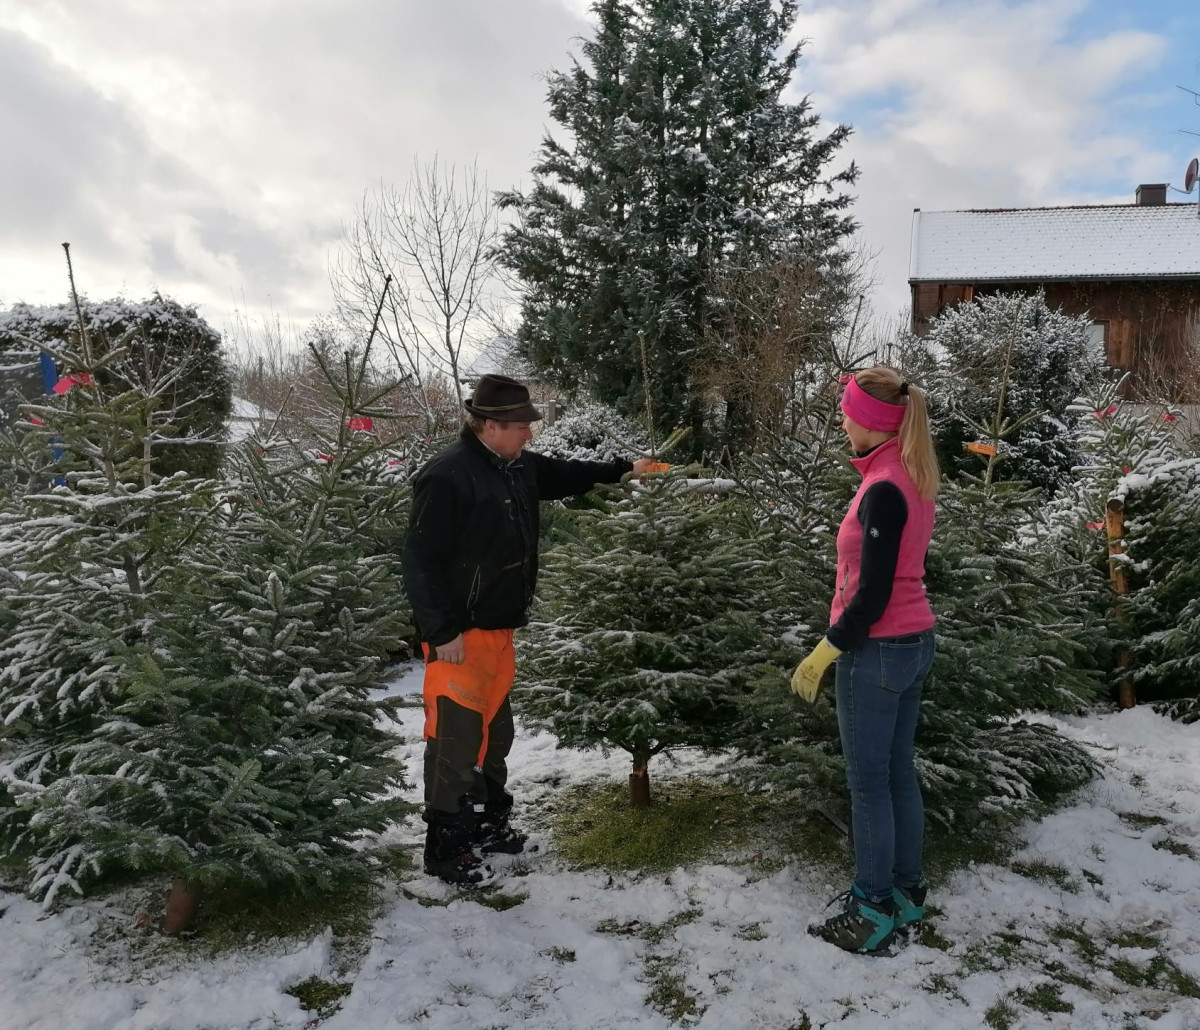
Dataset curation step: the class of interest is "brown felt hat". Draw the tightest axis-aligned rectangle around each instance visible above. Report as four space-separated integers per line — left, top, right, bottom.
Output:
464 374 543 422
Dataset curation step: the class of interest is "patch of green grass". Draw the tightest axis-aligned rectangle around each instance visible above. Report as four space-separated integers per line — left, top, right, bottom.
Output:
923 973 965 1002
1015 982 1074 1015
1153 838 1196 858
1011 859 1078 893
923 825 1020 884
539 946 576 964
1110 928 1162 950
920 926 953 951
983 998 1017 1029
1049 922 1101 962
1109 953 1200 998
1041 960 1091 991
552 779 769 871
643 953 704 1024
285 976 352 1019
468 889 529 912
597 917 644 937
1118 811 1167 831
196 874 376 959
735 922 767 942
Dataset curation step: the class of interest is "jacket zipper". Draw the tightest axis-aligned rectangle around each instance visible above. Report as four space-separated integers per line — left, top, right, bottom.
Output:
466 565 482 614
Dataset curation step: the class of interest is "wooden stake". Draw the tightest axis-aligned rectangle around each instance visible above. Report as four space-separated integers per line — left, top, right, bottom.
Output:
1105 497 1136 709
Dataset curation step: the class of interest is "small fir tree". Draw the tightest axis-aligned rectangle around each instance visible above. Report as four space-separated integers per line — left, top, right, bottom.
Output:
1121 455 1200 712
910 291 1103 493
515 471 795 806
0 267 412 922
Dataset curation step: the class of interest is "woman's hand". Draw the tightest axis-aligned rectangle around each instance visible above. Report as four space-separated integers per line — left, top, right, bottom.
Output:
790 638 843 702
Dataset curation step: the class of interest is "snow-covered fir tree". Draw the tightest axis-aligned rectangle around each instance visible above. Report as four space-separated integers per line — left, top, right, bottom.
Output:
0 319 224 905
498 0 858 450
0 322 412 918
1120 451 1200 714
529 396 649 465
910 291 1104 493
515 471 796 805
0 295 232 479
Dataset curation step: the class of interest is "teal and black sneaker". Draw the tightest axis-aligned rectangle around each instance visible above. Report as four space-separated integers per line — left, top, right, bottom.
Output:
892 883 927 942
808 886 896 954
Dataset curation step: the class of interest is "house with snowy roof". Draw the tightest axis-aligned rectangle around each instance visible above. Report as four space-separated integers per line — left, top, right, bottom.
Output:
909 184 1200 398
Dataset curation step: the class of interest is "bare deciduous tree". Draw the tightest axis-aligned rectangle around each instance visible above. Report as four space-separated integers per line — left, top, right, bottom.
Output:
332 157 505 434
699 247 874 452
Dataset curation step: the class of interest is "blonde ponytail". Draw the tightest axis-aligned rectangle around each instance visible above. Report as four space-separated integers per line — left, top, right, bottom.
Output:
853 366 941 499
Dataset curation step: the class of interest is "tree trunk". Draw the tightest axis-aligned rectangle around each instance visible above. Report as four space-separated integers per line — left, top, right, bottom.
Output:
629 751 652 809
162 877 201 934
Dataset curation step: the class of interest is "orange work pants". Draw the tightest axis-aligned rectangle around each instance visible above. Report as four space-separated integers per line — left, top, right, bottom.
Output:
422 628 516 813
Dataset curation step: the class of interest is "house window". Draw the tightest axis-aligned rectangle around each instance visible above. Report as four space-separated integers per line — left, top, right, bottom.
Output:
1088 321 1109 361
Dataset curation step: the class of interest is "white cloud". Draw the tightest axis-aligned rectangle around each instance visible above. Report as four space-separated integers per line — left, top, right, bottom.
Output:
0 0 1178 343
0 0 588 331
791 0 1170 318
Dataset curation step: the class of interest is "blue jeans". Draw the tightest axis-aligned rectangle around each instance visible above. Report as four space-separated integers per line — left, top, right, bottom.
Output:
834 630 936 903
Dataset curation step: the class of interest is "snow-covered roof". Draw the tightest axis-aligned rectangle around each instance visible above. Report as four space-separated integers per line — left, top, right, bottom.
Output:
909 203 1200 283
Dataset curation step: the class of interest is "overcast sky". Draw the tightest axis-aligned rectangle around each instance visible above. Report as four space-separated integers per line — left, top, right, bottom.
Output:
1 0 1197 347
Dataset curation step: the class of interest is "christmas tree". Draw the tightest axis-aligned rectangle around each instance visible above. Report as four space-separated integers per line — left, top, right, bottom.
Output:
515 470 794 806
1121 453 1200 713
909 291 1103 493
0 261 412 925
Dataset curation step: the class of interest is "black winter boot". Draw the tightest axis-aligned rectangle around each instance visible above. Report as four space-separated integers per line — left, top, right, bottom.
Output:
423 809 490 886
476 801 533 856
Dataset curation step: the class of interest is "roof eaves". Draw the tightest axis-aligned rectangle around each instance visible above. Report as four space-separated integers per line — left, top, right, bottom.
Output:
909 273 1200 284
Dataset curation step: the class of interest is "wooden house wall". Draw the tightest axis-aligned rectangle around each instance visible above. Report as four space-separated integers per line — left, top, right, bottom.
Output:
910 279 1200 400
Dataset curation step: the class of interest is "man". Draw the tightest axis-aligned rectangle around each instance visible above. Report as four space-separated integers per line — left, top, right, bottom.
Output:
402 374 661 885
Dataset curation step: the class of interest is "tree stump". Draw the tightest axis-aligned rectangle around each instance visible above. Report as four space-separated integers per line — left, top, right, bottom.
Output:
162 877 201 935
629 761 651 809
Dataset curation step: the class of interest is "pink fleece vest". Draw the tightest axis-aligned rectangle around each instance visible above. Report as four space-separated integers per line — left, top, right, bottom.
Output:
829 437 936 639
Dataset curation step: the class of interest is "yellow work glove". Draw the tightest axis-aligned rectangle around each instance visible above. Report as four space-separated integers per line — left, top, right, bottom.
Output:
790 638 843 703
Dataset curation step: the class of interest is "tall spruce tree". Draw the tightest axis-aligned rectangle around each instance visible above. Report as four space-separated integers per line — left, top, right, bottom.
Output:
498 0 858 451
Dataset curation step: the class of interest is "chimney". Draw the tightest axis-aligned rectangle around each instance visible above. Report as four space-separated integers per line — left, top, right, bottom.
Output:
1135 183 1167 206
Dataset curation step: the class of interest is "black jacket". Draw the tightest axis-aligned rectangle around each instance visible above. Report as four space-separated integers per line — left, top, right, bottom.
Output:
402 427 632 646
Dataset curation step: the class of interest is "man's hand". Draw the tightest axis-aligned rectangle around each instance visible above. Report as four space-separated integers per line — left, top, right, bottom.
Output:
632 459 670 477
435 633 465 664
790 638 843 703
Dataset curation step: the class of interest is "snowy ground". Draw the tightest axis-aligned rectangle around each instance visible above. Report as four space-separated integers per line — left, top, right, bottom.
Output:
3 664 1200 1030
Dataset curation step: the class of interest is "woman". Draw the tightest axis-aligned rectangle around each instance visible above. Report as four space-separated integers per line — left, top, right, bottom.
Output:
792 365 941 955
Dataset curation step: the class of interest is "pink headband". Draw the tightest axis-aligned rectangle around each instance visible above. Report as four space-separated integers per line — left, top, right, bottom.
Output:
840 374 906 432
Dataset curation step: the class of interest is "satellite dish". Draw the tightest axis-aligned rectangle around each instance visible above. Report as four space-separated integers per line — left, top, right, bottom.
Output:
1187 157 1200 194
